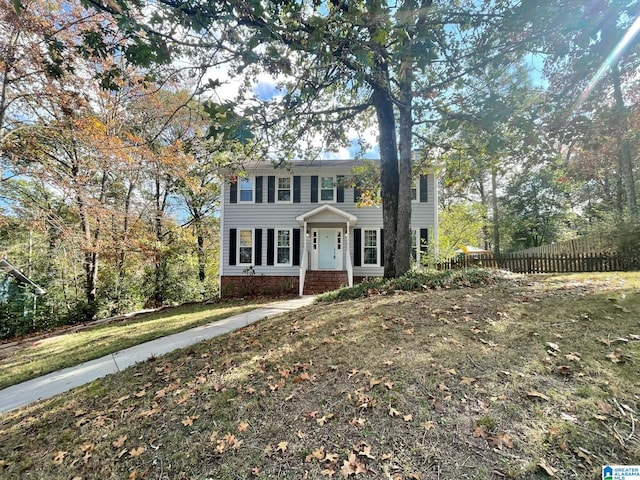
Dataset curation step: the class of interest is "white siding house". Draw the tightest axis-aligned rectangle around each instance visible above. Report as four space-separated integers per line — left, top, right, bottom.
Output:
219 160 437 297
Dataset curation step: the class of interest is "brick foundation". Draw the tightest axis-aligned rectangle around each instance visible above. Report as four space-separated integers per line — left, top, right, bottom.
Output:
220 275 299 298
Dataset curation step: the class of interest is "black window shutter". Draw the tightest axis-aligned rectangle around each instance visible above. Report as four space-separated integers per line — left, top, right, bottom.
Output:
380 229 384 266
419 175 428 203
229 229 237 265
354 228 361 266
293 176 301 203
255 176 263 203
420 229 429 253
354 185 361 203
267 229 275 265
337 175 344 203
293 229 301 266
267 176 275 203
254 229 262 265
310 175 318 203
230 182 237 204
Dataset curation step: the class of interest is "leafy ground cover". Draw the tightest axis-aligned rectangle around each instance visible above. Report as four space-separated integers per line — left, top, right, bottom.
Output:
0 300 265 389
0 271 639 479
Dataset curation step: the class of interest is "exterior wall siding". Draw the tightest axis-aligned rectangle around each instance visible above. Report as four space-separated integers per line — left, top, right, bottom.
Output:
220 162 437 290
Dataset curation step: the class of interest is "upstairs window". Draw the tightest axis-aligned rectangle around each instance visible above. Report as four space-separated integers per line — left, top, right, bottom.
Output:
320 176 335 202
277 177 292 202
239 177 254 202
411 179 418 202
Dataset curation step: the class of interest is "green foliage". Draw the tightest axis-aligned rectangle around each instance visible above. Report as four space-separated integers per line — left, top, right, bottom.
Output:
316 268 508 303
438 202 488 259
500 163 574 252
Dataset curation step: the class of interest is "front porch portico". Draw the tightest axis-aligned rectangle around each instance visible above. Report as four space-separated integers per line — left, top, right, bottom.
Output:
295 204 358 296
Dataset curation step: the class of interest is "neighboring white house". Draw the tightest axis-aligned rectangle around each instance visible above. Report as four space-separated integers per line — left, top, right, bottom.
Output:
219 159 438 297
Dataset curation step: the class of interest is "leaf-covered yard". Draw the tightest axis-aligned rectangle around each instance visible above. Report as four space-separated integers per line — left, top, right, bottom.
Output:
0 272 639 479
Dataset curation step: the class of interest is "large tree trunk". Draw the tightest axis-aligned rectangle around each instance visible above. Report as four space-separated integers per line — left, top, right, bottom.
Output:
611 62 638 217
194 214 206 283
372 79 399 278
396 72 413 275
490 169 500 256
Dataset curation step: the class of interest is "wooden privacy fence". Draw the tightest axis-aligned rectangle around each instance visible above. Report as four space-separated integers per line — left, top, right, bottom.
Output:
438 252 638 274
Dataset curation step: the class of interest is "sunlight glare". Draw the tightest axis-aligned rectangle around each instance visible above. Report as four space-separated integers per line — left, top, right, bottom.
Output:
577 15 640 109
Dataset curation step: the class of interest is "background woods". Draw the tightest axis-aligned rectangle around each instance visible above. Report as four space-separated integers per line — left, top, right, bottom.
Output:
1 0 640 336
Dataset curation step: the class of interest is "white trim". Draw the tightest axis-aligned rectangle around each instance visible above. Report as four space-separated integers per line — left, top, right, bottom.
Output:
239 177 255 204
275 176 293 204
295 203 357 224
411 178 419 203
275 228 293 266
237 228 255 265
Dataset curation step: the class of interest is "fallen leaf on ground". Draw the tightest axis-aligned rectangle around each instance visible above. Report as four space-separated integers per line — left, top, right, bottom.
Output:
489 432 514 449
527 391 550 401
306 447 325 462
421 421 435 430
238 421 249 432
358 444 375 459
538 458 558 477
181 415 199 426
112 435 128 449
388 407 401 417
606 352 622 363
276 441 288 453
460 376 476 385
129 446 145 458
52 451 67 466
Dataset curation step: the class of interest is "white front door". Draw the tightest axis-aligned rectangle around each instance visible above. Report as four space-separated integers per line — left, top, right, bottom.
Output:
312 228 343 270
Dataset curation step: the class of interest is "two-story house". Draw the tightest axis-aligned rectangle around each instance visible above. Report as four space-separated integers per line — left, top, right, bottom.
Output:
219 160 437 297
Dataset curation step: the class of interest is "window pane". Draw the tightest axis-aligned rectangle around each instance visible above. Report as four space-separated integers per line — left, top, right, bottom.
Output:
278 177 290 189
239 230 252 247
320 190 333 201
240 247 252 264
321 177 333 189
364 230 377 264
364 247 377 264
411 187 417 201
278 190 291 201
364 230 377 247
277 230 290 247
240 178 253 202
277 248 290 264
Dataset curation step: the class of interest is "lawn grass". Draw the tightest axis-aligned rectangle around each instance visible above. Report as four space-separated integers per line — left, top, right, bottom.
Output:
0 300 266 389
0 272 639 479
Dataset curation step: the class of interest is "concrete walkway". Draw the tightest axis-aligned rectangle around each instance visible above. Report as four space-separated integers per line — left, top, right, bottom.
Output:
0 296 316 415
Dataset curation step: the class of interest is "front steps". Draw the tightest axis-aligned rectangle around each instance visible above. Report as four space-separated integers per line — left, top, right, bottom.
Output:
303 270 348 295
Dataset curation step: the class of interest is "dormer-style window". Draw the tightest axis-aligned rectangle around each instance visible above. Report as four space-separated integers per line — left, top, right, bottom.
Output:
239 177 254 202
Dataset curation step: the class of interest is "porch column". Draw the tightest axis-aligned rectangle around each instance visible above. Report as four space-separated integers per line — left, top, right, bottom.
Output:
345 221 353 287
